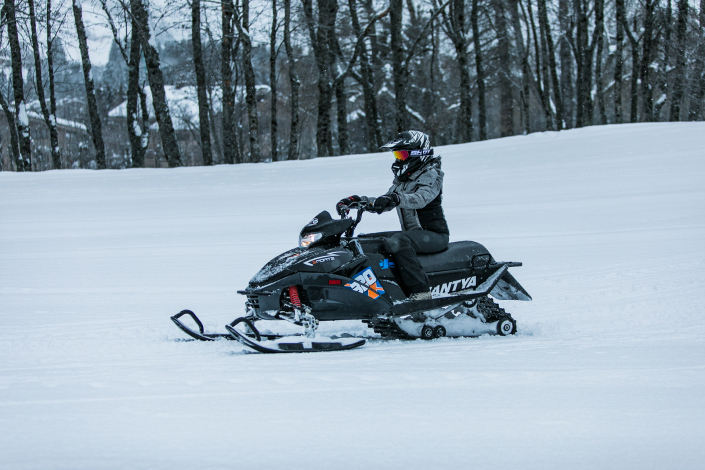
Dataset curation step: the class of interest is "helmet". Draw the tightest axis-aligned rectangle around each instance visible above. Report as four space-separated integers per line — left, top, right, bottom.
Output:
380 130 430 152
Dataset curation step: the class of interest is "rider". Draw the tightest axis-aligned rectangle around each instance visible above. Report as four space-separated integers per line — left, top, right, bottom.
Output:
337 131 449 301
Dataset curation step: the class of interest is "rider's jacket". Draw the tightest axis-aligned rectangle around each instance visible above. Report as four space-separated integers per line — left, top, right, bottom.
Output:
365 157 450 235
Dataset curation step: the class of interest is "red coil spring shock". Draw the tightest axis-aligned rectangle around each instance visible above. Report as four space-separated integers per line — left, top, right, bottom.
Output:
288 286 301 308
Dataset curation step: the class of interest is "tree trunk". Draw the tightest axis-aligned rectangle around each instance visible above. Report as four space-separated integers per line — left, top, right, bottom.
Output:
688 0 705 120
130 0 182 167
47 0 60 167
29 0 61 169
270 0 278 161
639 0 657 122
614 0 625 123
390 0 407 133
221 0 236 164
192 0 213 165
623 16 641 122
3 0 32 171
574 0 592 127
73 0 106 169
471 0 487 140
495 0 513 136
0 88 20 165
669 0 689 121
334 77 350 154
593 0 607 124
349 0 381 150
445 0 473 142
538 0 563 129
127 16 145 167
536 0 555 130
236 0 261 162
302 0 335 157
527 0 552 129
99 0 144 168
510 0 531 134
284 0 300 160
558 0 574 128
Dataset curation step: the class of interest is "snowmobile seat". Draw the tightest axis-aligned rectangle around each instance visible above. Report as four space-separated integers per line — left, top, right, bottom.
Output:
356 232 399 254
417 241 490 274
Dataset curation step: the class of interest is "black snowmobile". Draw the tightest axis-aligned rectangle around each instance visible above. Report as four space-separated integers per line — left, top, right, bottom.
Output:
172 203 531 353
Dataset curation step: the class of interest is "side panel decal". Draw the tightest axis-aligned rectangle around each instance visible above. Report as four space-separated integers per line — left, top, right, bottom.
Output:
344 267 386 299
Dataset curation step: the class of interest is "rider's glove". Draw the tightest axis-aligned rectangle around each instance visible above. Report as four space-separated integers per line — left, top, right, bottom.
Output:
371 193 400 214
336 195 362 216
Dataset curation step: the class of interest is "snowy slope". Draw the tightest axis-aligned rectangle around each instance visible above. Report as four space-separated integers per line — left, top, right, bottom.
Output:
1 123 704 469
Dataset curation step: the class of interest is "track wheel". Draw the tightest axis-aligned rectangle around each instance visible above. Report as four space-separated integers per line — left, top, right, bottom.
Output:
497 318 517 336
421 325 435 340
433 325 446 338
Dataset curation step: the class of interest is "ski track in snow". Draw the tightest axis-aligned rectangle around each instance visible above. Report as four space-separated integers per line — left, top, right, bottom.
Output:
1 123 704 469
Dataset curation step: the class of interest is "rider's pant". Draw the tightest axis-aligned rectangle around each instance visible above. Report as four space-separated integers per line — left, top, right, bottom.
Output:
388 230 449 294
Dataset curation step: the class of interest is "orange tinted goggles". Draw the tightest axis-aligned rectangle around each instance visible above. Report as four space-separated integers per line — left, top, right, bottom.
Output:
393 150 410 161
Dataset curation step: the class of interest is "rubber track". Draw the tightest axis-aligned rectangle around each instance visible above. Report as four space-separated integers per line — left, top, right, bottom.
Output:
362 318 414 340
363 296 514 340
475 296 509 323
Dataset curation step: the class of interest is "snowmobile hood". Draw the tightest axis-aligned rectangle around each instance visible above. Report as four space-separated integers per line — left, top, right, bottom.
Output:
249 246 353 286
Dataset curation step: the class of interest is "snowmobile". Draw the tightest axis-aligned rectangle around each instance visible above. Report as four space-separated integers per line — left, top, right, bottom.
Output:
171 203 531 353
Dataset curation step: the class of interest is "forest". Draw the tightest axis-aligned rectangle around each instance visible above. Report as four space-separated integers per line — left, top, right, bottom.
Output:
1 0 704 170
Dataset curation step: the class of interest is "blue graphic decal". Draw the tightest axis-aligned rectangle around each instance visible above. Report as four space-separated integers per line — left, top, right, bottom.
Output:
379 259 395 270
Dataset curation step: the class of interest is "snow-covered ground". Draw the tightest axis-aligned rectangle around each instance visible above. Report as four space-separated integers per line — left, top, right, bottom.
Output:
1 123 704 469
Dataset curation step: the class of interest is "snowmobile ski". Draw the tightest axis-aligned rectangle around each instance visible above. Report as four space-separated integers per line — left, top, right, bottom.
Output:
171 310 283 341
225 324 366 354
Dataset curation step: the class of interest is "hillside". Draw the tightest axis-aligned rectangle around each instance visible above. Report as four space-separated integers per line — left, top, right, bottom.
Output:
1 123 704 469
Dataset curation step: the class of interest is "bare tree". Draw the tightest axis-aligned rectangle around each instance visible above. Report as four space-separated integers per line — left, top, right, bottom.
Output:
2 0 32 170
669 0 689 121
558 0 574 128
73 0 107 168
283 0 300 160
639 0 657 122
349 0 381 150
538 0 563 129
441 0 474 142
614 0 625 123
471 0 487 140
130 0 182 167
526 0 553 128
222 0 238 164
99 0 147 167
593 0 607 124
509 0 532 134
269 0 279 161
28 0 61 169
495 0 514 136
0 86 19 166
234 0 261 162
688 0 705 120
302 0 336 156
390 0 407 133
192 0 213 165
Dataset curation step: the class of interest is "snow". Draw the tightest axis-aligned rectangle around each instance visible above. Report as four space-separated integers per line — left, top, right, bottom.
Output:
109 86 223 130
27 111 87 131
17 101 28 126
405 104 424 122
1 123 704 469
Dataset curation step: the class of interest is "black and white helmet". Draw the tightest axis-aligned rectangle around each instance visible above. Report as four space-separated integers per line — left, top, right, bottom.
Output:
380 130 431 151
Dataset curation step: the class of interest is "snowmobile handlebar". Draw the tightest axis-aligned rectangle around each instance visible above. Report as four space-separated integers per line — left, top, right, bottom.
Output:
341 202 370 238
